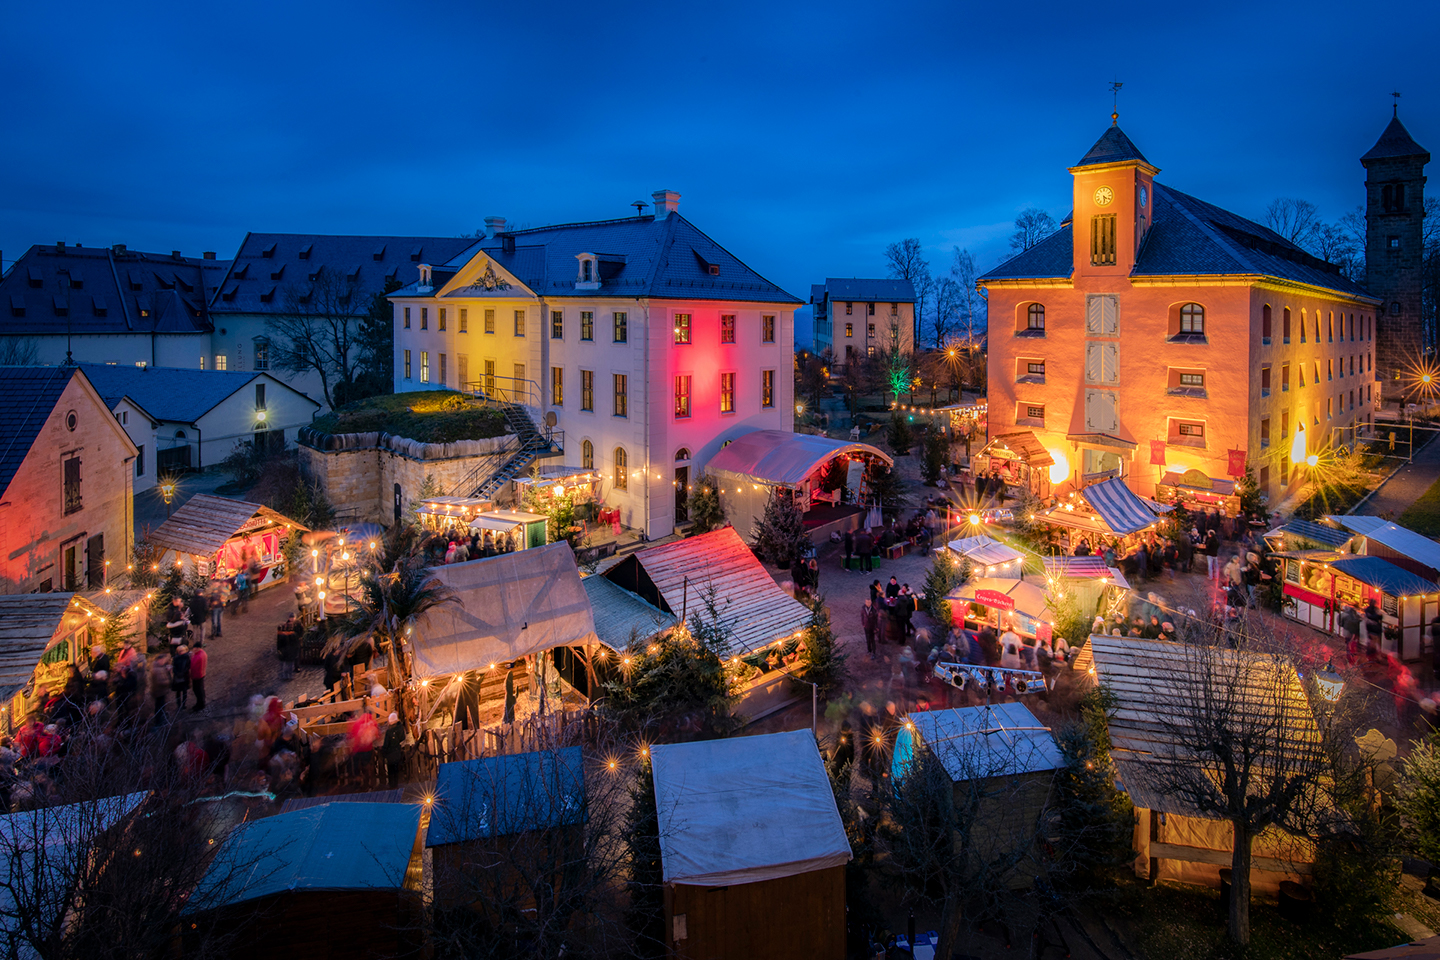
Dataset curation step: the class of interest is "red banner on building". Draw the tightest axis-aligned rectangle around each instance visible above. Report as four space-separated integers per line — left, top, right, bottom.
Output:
1227 449 1247 478
1149 440 1167 465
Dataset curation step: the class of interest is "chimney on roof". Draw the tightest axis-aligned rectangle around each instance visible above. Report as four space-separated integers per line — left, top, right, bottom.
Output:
484 217 507 239
112 244 126 256
56 241 65 252
651 190 680 218
203 251 215 260
172 250 182 259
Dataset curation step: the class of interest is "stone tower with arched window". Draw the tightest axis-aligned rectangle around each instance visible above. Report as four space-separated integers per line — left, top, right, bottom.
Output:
1362 110 1430 397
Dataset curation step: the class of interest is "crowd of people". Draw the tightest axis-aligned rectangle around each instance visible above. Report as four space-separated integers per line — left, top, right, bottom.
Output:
430 525 521 565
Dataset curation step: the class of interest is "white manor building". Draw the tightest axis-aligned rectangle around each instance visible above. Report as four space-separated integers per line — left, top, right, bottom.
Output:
389 190 803 539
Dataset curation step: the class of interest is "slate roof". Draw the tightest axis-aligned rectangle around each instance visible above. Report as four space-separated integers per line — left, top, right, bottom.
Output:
1361 115 1430 163
210 233 474 315
0 365 78 500
75 363 318 424
1075 124 1151 167
980 176 1373 301
814 278 917 303
0 244 227 336
397 214 800 304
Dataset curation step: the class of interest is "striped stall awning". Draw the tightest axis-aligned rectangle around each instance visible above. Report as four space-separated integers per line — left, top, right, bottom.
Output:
1081 477 1158 536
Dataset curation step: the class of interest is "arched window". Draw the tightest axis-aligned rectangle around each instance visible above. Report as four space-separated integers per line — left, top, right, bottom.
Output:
1283 307 1292 343
174 430 187 440
1300 309 1307 342
614 447 628 490
1179 303 1205 334
581 439 594 470
1026 303 1045 331
675 448 691 462
1261 304 1272 342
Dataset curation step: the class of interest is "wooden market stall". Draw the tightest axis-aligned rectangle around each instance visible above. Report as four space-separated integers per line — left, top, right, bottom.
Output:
1154 468 1239 516
947 534 1027 580
891 702 1063 886
977 431 1053 500
1032 476 1170 553
469 509 550 552
1041 555 1131 621
416 495 493 533
946 577 1053 643
426 746 586 912
602 527 814 720
0 593 122 732
651 730 851 960
1278 551 1438 659
1073 635 1320 893
188 801 425 959
147 493 307 590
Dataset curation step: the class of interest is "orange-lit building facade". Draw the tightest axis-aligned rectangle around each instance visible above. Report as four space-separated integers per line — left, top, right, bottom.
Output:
980 124 1382 508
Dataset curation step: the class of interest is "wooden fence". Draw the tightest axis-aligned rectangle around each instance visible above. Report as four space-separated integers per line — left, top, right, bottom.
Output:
415 707 604 774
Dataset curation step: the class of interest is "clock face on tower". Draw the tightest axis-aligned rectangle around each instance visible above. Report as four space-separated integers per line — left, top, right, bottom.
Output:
1093 186 1114 206
1139 185 1148 208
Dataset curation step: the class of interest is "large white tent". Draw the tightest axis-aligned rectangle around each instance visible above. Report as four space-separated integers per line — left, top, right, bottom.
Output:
416 542 600 677
650 729 851 887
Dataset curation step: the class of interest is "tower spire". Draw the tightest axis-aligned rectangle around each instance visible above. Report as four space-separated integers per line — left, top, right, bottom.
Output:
1393 90 1402 117
1110 80 1123 125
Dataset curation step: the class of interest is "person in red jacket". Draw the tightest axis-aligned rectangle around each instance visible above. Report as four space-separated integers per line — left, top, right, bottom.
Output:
189 640 208 711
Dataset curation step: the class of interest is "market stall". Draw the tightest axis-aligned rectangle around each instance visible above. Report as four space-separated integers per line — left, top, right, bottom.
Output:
977 431 1054 499
1278 551 1439 659
0 593 124 732
513 468 600 508
947 534 1027 580
1042 555 1131 620
147 493 307 589
416 496 494 533
468 509 549 552
1033 476 1169 551
1155 469 1239 516
946 577 1053 642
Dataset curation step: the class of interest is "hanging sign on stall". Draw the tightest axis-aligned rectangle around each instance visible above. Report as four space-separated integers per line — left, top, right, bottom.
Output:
1034 622 1053 644
973 589 1016 610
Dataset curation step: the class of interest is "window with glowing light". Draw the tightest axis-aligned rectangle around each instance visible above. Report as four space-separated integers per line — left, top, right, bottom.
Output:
581 439 593 470
581 370 593 411
403 349 411 379
762 315 776 343
720 372 735 414
551 367 563 406
613 374 627 418
674 375 691 418
420 351 429 383
580 311 593 341
762 370 774 407
721 314 736 343
551 310 564 340
674 313 691 344
614 447 628 490
613 311 627 342
845 322 853 337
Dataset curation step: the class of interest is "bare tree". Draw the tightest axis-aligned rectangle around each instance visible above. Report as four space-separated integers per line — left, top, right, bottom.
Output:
1009 208 1057 253
1264 198 1323 250
267 267 370 409
0 723 272 959
0 337 40 365
1122 622 1332 947
950 247 987 343
929 277 961 348
884 238 931 346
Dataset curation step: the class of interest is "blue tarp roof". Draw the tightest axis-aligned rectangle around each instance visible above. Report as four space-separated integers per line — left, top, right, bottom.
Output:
1330 556 1437 598
193 802 421 908
898 702 1063 782
427 746 585 846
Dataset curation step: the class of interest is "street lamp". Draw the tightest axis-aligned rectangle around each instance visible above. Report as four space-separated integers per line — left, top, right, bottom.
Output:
159 477 177 517
1314 659 1344 703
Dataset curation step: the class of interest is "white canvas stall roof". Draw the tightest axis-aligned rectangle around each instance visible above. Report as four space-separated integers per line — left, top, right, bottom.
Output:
0 594 74 702
148 493 307 557
416 542 599 677
613 527 811 655
908 702 1063 780
705 428 892 487
651 729 851 887
468 510 545 533
947 577 1051 619
948 535 1025 567
1327 515 1440 575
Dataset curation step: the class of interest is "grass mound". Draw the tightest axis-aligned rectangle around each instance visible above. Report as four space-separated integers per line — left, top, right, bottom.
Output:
310 390 509 444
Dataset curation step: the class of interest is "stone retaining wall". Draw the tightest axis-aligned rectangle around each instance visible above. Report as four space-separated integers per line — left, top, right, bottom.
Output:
298 429 518 525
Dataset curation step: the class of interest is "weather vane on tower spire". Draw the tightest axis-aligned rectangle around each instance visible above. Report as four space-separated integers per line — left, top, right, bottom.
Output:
1393 90 1402 117
1110 80 1124 125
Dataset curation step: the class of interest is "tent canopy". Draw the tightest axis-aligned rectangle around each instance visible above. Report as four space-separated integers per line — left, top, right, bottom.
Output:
705 428 891 487
980 431 1054 468
1330 556 1436 597
902 703 1063 782
1081 477 1161 536
1042 555 1126 585
651 729 851 887
149 494 306 557
428 747 585 846
948 535 1025 567
417 542 600 677
947 577 1050 618
193 802 421 909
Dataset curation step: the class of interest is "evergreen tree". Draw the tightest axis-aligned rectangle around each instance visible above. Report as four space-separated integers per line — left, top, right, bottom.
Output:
1046 702 1134 887
921 549 968 623
686 472 726 535
751 489 811 567
887 412 914 456
796 600 848 700
866 461 906 516
624 760 666 959
921 425 948 484
406 473 443 526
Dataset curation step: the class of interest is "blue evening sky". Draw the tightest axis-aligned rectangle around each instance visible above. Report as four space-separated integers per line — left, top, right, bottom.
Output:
2 0 1435 319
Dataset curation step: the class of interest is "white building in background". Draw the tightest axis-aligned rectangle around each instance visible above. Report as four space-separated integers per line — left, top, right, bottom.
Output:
809 278 916 370
389 190 803 539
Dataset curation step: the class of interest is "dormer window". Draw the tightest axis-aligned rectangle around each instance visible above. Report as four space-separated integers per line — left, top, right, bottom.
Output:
575 253 600 288
418 264 432 285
